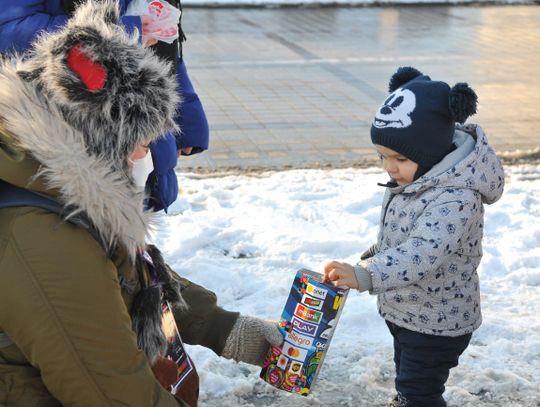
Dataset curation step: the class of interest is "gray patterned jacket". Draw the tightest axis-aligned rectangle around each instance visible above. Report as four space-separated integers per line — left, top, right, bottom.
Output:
358 124 504 336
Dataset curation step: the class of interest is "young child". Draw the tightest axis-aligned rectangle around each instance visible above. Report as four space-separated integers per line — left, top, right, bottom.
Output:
324 67 505 407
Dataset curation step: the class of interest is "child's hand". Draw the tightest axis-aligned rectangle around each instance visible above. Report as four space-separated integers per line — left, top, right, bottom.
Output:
323 261 358 289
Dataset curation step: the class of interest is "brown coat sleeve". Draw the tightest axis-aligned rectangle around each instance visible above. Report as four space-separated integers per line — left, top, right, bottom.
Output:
169 269 239 356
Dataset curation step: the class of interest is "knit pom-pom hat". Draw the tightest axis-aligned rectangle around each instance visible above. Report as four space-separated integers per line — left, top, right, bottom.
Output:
371 66 477 168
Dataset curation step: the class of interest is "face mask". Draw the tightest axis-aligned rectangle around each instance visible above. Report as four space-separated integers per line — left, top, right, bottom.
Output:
130 151 154 190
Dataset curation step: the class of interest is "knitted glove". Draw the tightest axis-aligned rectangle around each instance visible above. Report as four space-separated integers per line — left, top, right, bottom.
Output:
221 315 283 366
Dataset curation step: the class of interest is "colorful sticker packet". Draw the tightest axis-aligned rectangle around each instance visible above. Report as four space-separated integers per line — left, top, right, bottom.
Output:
161 302 195 394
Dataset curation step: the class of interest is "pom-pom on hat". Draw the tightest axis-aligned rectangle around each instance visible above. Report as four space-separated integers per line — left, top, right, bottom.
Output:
371 66 478 168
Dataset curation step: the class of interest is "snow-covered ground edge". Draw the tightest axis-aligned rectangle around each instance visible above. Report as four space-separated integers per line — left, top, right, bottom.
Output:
154 163 540 406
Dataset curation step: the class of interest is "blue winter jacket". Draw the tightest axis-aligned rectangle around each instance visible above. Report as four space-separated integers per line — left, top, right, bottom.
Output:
0 0 209 212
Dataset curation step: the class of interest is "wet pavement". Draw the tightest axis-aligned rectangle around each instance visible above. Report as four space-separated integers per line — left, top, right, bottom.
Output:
177 4 540 171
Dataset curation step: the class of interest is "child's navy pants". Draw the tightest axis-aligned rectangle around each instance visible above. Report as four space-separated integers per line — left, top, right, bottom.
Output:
386 321 472 407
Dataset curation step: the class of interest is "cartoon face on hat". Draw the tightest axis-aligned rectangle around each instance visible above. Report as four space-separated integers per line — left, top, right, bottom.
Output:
370 66 478 170
373 88 416 129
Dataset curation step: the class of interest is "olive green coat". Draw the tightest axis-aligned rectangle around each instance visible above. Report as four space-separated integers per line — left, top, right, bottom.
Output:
0 131 238 406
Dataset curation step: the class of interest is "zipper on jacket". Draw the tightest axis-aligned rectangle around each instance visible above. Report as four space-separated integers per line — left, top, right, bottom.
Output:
381 192 397 228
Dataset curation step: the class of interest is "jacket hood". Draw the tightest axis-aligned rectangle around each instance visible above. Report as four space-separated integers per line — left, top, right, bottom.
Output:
0 67 149 259
0 0 180 259
395 124 505 204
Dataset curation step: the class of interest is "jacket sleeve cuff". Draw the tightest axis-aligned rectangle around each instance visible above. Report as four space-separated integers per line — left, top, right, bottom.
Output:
204 308 240 356
170 273 240 355
353 265 373 293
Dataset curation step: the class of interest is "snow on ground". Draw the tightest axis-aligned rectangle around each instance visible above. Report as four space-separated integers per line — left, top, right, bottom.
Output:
153 164 540 406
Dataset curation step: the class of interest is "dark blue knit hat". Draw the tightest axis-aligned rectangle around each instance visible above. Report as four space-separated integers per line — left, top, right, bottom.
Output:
371 67 478 168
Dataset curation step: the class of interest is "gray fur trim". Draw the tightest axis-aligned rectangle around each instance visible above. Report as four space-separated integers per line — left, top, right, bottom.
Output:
21 0 180 170
130 284 167 365
0 0 181 258
0 64 149 256
146 245 187 311
130 247 187 363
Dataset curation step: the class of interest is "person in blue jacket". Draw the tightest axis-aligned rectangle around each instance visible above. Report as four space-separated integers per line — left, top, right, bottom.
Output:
0 0 209 212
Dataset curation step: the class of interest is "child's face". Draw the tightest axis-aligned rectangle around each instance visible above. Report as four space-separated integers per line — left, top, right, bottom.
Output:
375 144 419 186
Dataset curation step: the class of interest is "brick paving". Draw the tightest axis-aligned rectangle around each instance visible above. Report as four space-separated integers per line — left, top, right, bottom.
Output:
177 4 540 171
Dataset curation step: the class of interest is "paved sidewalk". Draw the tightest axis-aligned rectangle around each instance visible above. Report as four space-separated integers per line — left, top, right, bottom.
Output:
177 4 540 171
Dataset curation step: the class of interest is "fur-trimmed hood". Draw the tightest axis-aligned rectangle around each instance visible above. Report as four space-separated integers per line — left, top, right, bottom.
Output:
388 124 505 204
0 0 180 259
